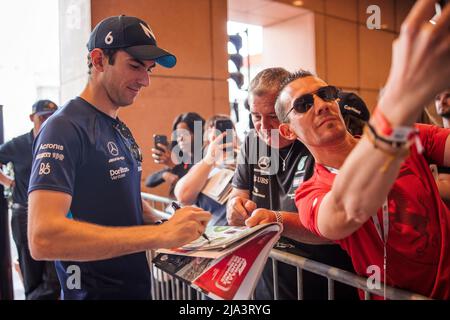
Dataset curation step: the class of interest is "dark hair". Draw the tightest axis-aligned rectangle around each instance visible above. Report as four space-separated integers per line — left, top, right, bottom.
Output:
87 48 120 76
204 114 233 130
171 112 205 162
172 112 205 134
275 69 314 123
203 114 234 145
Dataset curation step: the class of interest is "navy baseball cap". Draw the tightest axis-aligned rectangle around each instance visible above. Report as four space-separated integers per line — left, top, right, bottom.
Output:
87 15 176 68
338 92 370 122
31 100 58 116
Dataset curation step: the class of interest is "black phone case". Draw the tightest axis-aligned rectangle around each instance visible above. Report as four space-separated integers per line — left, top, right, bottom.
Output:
154 135 168 151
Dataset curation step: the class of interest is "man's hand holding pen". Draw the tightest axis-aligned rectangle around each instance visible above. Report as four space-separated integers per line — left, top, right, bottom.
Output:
171 202 211 243
154 202 212 249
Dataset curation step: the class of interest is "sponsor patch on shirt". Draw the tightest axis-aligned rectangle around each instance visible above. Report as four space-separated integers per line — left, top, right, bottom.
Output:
254 175 269 185
39 143 64 151
108 156 125 163
39 163 51 175
251 186 266 198
110 166 130 180
297 155 308 172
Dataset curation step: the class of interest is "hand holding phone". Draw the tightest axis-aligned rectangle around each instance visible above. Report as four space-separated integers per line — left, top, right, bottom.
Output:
152 134 175 167
214 119 234 145
153 134 168 151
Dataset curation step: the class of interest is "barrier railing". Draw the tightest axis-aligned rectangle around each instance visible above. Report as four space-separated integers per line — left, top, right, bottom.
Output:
141 192 173 220
142 192 431 300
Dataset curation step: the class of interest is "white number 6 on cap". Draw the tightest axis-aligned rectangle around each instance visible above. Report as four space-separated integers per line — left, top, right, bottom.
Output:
105 31 113 44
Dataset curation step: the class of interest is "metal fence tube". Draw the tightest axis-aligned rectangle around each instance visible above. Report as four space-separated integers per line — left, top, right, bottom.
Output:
327 278 335 300
175 279 181 300
297 267 303 300
171 278 176 300
272 258 279 300
269 249 430 300
141 193 173 205
144 192 430 301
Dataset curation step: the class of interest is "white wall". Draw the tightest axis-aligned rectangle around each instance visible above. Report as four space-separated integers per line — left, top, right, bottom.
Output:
59 0 90 105
0 0 60 140
262 11 316 73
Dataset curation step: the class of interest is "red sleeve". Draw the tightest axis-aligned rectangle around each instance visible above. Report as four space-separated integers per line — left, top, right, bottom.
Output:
416 124 450 166
295 175 332 238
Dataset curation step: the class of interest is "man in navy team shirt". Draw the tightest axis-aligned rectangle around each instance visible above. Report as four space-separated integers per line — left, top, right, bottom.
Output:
27 15 211 300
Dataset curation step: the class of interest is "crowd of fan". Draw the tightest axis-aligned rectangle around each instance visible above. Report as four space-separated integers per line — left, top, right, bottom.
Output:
2 0 448 300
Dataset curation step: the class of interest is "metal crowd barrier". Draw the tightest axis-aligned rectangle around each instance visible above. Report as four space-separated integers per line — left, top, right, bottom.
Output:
141 192 173 213
142 192 431 301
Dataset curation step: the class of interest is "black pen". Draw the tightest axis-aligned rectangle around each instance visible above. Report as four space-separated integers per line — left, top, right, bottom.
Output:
171 201 211 243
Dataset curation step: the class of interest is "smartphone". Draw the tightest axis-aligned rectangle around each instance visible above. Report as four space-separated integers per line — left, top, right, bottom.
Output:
153 134 168 151
215 119 234 144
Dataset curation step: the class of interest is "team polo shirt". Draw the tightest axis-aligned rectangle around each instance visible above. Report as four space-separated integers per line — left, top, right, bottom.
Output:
232 130 315 209
0 130 34 206
28 97 150 300
296 124 450 299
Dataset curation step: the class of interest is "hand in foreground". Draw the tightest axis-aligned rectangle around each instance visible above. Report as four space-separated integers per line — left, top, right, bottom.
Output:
380 0 450 126
245 208 276 227
204 132 234 166
152 143 175 168
158 206 211 248
226 196 257 226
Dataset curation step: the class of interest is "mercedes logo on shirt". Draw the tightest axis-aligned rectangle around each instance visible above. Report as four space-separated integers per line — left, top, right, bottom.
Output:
258 156 271 170
107 142 119 156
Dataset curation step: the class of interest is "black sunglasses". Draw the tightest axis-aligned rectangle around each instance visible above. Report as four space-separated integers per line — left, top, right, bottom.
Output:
284 86 340 121
113 120 143 163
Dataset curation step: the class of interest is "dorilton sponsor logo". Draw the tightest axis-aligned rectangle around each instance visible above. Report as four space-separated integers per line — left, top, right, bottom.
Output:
110 167 129 180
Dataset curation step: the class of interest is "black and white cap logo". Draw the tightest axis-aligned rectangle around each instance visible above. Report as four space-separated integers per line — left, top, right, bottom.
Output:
258 156 271 170
107 142 119 156
140 23 156 40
